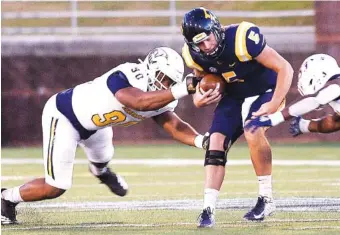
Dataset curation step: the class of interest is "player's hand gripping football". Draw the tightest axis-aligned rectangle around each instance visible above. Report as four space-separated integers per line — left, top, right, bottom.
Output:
193 82 222 108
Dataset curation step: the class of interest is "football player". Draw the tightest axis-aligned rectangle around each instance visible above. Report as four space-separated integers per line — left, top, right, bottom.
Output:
245 54 340 135
1 47 207 225
181 8 294 227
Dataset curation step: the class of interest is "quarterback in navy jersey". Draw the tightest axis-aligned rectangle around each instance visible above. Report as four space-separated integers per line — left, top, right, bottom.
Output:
181 7 294 227
182 22 277 99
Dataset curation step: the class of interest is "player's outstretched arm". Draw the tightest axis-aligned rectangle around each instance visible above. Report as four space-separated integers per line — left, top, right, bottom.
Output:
232 22 293 116
153 111 207 148
290 113 340 136
245 83 340 133
115 76 196 111
308 114 340 133
253 45 294 116
116 87 176 111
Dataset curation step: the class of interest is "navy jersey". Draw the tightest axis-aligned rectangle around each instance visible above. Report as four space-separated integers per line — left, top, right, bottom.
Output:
182 21 277 99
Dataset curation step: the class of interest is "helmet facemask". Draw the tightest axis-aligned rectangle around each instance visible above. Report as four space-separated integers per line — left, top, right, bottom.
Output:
147 71 175 91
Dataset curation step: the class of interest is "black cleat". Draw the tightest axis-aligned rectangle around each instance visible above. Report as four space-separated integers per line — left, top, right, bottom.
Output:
243 196 276 221
1 189 18 225
197 207 215 228
95 168 128 197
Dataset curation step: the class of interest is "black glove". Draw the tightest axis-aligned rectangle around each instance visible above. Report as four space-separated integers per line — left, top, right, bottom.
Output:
185 73 200 94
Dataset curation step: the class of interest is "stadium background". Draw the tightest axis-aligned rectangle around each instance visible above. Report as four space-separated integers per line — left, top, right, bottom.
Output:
1 1 340 234
1 1 339 145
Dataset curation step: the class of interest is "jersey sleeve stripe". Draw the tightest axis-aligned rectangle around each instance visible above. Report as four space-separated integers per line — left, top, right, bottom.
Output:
235 21 254 62
47 117 58 179
182 44 203 71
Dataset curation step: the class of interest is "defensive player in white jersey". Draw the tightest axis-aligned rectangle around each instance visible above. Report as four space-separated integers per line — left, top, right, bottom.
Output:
245 54 340 135
1 47 209 225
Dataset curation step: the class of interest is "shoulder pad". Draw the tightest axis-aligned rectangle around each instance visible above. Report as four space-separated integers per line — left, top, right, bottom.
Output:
181 44 204 71
114 63 149 92
234 21 266 62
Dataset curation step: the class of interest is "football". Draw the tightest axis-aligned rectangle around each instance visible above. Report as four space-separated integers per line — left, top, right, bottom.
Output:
199 74 226 93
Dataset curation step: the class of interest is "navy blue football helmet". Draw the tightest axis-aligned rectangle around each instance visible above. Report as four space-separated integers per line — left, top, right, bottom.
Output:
181 7 225 59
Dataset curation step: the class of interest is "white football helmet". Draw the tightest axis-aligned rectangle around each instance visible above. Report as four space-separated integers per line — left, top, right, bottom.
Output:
297 54 340 96
142 47 184 91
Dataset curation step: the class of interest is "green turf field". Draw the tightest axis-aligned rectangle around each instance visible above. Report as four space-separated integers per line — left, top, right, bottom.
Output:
1 143 340 234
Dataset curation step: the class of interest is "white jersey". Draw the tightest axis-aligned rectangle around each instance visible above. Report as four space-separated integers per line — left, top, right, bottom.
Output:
329 99 340 115
321 82 340 115
63 62 178 131
313 82 340 115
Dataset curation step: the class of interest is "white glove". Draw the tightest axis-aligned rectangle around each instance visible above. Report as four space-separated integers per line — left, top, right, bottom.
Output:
170 81 189 100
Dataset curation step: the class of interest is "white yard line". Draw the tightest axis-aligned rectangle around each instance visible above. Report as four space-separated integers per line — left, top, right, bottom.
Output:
15 197 340 211
48 189 340 200
4 222 340 231
288 226 340 230
2 158 340 166
2 174 339 185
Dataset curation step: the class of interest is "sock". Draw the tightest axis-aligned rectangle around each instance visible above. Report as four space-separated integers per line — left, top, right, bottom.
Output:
203 188 219 213
89 162 107 176
2 186 24 203
258 175 273 199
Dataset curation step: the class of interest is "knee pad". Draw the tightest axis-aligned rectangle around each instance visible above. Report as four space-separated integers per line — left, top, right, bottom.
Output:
90 161 109 168
204 150 227 166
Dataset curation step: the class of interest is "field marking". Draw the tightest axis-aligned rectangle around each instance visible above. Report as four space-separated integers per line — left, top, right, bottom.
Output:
2 158 340 166
288 226 340 230
4 167 338 180
3 219 340 231
2 175 339 185
42 189 340 200
16 198 340 212
3 198 340 231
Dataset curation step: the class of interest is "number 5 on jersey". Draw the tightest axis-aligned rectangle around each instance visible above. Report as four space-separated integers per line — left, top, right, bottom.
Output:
222 71 244 83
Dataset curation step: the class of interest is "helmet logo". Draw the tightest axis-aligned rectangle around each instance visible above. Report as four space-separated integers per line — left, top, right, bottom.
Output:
201 7 211 19
193 32 208 43
147 48 168 65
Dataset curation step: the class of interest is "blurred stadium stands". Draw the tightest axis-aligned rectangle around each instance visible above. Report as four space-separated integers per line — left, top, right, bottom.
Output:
2 0 315 55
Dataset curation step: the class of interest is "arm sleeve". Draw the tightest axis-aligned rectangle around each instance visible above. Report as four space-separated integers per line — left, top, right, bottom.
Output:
235 21 266 62
106 71 132 94
288 97 321 117
288 84 340 117
315 84 340 105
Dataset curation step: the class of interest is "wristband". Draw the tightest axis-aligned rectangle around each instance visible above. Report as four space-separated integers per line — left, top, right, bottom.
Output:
299 119 311 133
170 82 188 100
268 112 285 126
194 134 204 148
